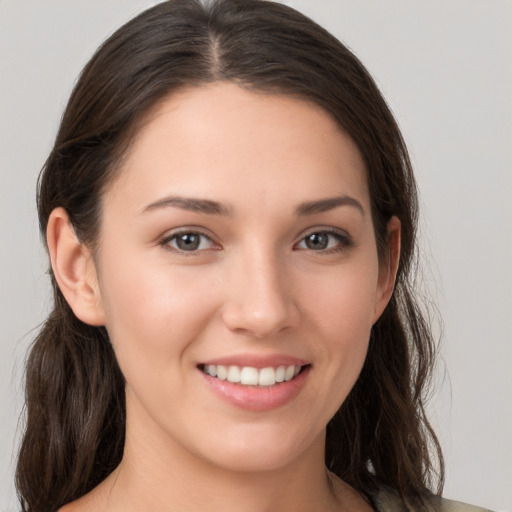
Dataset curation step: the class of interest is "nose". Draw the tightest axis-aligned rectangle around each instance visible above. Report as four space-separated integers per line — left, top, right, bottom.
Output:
221 249 300 339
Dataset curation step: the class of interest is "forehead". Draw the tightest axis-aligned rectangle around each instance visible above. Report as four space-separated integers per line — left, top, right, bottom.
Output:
105 82 369 214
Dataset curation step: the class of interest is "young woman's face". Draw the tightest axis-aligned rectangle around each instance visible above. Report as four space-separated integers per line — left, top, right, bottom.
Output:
93 83 396 473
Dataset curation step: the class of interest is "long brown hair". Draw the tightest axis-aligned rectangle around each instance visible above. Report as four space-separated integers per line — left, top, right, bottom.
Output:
16 1 443 510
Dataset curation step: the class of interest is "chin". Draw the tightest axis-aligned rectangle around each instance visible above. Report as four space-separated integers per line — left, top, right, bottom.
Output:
191 422 323 474
205 446 302 474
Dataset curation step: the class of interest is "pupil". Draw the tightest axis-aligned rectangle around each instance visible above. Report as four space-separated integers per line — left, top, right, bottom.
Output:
177 233 200 251
306 233 328 250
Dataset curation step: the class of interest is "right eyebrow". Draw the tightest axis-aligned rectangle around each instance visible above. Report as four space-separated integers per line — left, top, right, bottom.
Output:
139 195 232 216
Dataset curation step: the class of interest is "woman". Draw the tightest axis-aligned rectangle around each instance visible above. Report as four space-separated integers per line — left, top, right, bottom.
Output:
15 1 492 511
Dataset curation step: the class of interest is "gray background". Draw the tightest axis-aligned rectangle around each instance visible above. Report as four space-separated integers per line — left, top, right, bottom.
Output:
1 1 511 510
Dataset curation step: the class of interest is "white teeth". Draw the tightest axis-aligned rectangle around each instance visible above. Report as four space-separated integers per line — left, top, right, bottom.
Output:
227 365 241 383
258 367 276 386
240 367 259 385
216 365 227 380
203 364 303 386
284 365 296 382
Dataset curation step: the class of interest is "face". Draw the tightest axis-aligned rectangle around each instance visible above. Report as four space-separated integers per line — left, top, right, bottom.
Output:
92 83 396 473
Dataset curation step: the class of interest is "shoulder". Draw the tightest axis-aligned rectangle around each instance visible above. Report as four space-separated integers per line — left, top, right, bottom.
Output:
371 485 494 512
434 499 495 512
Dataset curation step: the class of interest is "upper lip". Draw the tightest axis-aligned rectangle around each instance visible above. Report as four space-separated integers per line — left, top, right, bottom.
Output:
199 354 310 369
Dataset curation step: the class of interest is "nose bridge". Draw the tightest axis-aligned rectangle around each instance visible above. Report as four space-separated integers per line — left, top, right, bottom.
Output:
222 241 298 338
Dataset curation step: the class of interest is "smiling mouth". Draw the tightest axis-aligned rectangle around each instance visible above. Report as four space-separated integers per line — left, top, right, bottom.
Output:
199 364 309 387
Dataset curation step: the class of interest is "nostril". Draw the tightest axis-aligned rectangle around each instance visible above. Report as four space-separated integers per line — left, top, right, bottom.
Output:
221 302 299 339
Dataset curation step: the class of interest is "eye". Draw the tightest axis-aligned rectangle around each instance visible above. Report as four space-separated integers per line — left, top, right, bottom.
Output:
162 231 215 252
296 230 352 252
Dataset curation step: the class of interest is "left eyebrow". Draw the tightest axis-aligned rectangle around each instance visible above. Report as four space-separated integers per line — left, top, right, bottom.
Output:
295 195 366 217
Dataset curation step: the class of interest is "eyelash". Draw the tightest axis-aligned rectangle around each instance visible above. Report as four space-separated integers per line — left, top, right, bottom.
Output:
159 228 353 255
160 230 217 254
294 229 354 254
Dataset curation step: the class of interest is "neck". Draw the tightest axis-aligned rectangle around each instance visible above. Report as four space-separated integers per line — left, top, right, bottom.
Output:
109 433 337 512
74 399 370 512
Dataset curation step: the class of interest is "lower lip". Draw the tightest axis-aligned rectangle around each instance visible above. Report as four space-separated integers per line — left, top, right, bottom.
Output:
199 366 311 412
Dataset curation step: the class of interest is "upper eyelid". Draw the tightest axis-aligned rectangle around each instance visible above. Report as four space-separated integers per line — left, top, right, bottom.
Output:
160 226 216 241
297 226 352 241
294 228 354 250
159 229 218 252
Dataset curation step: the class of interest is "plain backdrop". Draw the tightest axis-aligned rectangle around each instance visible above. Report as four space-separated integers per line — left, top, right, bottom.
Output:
1 1 511 511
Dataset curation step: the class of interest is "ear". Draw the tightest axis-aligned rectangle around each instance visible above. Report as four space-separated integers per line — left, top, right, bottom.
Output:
372 216 401 324
46 207 106 326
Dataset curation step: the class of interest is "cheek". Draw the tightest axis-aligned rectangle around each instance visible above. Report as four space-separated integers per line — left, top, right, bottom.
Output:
304 257 380 341
300 257 379 404
98 258 221 367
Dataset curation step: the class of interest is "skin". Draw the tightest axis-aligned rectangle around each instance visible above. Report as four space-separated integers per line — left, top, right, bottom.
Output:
49 82 400 512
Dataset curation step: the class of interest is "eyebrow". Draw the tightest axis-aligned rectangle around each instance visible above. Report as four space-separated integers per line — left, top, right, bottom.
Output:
296 195 365 217
140 196 231 216
140 194 365 217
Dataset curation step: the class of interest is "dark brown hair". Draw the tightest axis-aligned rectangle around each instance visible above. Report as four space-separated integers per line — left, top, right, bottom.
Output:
16 1 443 510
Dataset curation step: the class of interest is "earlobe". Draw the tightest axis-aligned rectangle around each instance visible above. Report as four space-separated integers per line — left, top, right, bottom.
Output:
46 207 106 326
372 216 401 324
